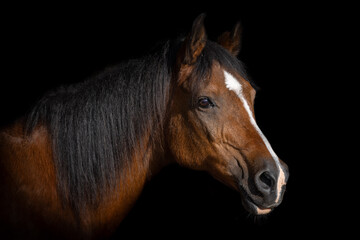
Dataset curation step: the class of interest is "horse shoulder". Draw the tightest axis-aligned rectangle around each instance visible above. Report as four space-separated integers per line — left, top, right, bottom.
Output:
0 121 154 238
0 122 77 238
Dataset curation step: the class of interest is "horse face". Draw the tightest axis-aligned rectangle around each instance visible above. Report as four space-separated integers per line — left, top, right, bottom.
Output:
166 14 289 215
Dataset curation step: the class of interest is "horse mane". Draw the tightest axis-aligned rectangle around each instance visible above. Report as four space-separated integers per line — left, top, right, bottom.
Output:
24 38 253 213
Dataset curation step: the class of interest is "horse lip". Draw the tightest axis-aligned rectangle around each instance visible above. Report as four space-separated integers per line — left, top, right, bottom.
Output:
241 196 272 215
238 186 273 215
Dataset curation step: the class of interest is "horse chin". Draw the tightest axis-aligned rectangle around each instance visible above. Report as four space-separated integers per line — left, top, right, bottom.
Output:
240 194 272 215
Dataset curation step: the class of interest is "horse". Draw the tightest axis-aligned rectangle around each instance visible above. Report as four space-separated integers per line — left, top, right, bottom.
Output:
0 14 289 239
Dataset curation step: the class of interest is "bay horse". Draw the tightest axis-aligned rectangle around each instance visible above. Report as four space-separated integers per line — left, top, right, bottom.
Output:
0 14 289 239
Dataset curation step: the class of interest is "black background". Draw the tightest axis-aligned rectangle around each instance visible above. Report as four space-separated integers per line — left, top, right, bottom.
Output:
0 2 351 239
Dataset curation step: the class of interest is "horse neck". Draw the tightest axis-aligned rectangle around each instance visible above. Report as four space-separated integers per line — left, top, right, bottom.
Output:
136 131 171 180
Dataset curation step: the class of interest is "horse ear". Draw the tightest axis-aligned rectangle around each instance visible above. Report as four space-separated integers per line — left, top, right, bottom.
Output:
217 22 242 56
183 13 207 65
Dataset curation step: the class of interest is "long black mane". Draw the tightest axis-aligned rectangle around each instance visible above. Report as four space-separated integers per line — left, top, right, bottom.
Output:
25 39 251 212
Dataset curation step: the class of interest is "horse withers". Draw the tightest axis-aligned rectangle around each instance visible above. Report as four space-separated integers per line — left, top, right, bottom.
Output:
0 14 289 239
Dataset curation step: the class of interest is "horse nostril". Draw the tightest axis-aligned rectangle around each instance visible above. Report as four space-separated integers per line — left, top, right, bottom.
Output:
256 171 276 194
260 171 274 189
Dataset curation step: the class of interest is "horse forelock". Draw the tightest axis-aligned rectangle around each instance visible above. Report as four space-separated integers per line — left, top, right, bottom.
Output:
186 41 256 96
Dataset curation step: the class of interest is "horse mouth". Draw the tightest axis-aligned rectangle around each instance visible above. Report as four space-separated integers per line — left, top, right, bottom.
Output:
241 195 272 215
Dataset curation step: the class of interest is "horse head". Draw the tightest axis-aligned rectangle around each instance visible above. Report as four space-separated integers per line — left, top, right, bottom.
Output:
166 14 289 215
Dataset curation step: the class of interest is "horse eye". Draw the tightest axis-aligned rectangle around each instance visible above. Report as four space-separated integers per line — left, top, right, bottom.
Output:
198 97 214 109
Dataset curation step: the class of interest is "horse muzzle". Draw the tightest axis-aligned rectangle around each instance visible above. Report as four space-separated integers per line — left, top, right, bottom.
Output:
239 159 289 215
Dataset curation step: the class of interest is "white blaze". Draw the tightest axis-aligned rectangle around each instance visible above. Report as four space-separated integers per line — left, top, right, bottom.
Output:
224 70 286 204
